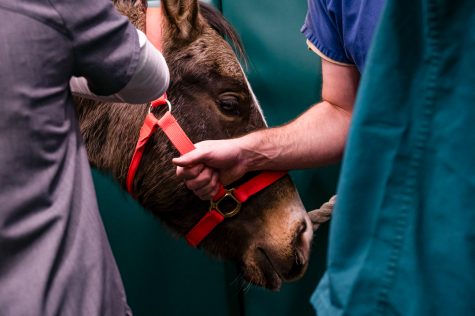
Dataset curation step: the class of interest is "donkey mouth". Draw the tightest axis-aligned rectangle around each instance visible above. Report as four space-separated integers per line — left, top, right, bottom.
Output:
257 238 308 291
254 247 309 291
256 247 284 290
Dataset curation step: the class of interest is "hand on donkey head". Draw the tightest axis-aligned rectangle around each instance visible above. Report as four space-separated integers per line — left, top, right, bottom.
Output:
173 138 248 200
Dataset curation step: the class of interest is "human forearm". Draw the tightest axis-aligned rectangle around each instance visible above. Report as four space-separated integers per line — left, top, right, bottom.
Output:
236 100 352 172
173 100 352 190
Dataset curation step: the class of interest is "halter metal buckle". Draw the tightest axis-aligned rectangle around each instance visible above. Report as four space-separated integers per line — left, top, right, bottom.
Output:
210 189 242 218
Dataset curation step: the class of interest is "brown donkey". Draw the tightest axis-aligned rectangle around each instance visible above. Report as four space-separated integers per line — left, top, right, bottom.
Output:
74 0 313 290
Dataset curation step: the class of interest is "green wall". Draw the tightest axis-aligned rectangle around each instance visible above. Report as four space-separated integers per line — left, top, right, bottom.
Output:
93 0 339 315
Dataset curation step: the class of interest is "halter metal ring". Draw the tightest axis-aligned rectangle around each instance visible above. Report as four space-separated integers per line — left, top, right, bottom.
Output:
148 99 172 114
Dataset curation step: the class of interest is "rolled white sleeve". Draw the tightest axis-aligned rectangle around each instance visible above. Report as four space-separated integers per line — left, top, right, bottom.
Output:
71 29 169 104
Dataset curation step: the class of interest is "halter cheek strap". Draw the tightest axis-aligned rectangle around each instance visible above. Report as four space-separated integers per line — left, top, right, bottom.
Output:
126 95 195 194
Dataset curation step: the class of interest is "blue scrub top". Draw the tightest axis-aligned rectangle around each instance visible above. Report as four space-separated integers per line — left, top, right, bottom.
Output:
310 0 475 314
301 0 385 72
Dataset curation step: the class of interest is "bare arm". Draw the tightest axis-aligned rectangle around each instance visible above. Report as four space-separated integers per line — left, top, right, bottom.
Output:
238 59 358 170
173 60 360 198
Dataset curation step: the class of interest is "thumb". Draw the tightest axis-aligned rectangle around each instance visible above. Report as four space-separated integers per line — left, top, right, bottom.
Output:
172 148 207 167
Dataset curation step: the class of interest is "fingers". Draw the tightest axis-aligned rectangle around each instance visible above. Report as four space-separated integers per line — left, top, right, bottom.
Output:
173 139 244 198
181 165 214 190
190 172 220 200
176 164 221 200
176 164 204 180
172 147 206 167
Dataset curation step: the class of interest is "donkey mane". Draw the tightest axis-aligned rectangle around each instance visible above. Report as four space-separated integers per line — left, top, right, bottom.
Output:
199 3 247 65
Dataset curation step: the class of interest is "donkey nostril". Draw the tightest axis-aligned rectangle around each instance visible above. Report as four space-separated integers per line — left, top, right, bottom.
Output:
294 220 307 245
282 220 310 280
298 220 307 235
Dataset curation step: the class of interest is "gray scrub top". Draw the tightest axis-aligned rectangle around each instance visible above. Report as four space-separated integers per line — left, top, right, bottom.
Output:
0 1 140 315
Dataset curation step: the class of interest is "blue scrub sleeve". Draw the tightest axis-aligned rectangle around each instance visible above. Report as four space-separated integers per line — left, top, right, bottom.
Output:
301 0 352 65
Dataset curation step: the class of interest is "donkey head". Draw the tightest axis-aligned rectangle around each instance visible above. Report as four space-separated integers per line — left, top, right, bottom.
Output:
86 0 314 290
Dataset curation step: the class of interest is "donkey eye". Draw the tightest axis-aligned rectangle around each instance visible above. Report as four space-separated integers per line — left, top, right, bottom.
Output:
218 95 241 116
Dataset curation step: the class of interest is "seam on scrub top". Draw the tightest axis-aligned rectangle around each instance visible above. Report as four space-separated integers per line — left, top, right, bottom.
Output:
375 0 442 314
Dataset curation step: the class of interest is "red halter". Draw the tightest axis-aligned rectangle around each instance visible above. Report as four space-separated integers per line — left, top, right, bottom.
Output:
125 96 286 247
125 5 287 247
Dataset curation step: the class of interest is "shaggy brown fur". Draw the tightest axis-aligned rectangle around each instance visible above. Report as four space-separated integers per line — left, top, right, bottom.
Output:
74 0 312 290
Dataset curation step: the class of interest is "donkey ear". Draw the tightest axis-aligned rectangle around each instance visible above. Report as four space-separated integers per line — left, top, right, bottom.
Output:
161 0 205 46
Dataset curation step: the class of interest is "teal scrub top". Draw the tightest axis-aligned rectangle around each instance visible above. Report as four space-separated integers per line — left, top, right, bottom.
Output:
312 0 475 315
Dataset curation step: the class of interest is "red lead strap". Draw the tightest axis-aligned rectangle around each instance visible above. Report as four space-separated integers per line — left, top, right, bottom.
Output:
126 96 287 247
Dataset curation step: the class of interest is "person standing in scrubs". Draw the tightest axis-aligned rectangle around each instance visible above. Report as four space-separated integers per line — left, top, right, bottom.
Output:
0 0 169 314
174 0 475 314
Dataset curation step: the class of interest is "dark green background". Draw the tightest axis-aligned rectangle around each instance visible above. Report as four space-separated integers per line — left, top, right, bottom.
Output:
93 0 339 315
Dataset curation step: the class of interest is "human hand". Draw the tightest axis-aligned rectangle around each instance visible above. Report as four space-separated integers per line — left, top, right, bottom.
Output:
175 163 221 200
173 139 247 200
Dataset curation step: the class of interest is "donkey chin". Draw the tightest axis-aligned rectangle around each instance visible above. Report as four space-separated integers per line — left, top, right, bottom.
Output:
241 206 314 290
